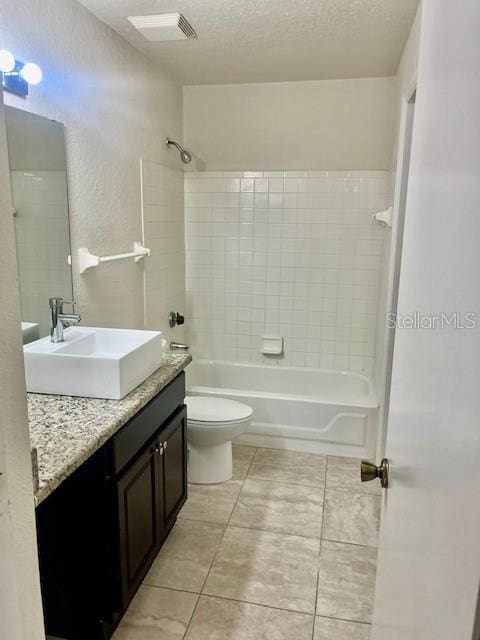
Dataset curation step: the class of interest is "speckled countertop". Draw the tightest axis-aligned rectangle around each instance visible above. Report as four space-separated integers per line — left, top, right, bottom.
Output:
28 352 191 506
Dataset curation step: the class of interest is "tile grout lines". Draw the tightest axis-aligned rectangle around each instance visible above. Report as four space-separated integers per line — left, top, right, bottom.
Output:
142 449 377 638
316 454 376 634
311 455 328 640
181 446 259 639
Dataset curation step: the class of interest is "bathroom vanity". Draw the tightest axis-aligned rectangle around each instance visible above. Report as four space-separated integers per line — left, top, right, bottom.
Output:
30 354 191 640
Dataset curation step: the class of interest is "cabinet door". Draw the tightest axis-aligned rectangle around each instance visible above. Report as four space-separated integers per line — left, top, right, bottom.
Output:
161 406 188 527
117 443 164 607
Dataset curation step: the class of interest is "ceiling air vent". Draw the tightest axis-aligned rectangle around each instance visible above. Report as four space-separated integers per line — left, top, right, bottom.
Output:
128 13 197 42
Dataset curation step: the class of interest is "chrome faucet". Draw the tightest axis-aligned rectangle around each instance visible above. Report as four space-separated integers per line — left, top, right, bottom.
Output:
170 342 190 351
49 297 81 343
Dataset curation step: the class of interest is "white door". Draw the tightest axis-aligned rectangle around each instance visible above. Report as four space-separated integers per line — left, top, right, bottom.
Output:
0 431 23 637
372 1 480 638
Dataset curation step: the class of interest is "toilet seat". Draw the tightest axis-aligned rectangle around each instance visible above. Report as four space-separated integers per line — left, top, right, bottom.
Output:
185 396 253 424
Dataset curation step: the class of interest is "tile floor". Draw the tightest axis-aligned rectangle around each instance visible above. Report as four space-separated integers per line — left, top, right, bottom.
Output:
113 446 381 640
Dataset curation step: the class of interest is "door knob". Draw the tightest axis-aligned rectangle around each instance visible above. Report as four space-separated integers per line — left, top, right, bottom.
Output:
361 458 389 489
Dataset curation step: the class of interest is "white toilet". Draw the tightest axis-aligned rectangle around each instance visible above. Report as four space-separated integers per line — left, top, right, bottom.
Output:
185 396 253 484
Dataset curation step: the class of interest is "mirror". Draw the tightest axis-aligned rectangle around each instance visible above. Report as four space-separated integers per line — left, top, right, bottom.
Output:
5 107 73 342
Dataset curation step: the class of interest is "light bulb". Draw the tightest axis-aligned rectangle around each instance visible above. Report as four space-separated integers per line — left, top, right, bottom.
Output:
20 62 42 85
0 49 16 73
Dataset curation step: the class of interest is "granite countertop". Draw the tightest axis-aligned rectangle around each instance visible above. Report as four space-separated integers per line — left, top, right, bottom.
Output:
29 352 191 505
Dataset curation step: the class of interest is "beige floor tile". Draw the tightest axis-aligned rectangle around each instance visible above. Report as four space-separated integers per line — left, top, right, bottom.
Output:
326 456 382 496
179 479 243 524
248 448 327 487
229 478 323 538
203 526 319 613
232 444 256 480
322 490 381 547
314 616 371 639
112 585 198 640
144 520 224 592
185 596 314 639
317 541 377 624
232 445 256 480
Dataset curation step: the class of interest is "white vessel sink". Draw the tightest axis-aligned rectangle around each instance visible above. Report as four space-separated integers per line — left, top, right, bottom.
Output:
24 327 168 399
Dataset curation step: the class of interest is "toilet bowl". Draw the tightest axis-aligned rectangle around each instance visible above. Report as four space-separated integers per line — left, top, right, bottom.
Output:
185 396 253 484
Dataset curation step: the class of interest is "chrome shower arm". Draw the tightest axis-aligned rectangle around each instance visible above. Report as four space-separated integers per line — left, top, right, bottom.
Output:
165 138 182 152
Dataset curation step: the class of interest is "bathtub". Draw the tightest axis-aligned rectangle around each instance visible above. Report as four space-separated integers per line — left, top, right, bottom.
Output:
187 360 378 458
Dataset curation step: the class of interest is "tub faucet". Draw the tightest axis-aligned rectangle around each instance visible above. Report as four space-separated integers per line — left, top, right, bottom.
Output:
170 341 190 351
49 297 81 343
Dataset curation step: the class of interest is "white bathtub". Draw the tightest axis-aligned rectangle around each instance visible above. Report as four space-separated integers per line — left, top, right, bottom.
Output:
187 360 378 458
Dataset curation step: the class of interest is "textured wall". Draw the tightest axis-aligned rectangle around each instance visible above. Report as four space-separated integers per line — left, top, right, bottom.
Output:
1 0 183 331
184 77 396 171
185 170 391 373
0 88 45 639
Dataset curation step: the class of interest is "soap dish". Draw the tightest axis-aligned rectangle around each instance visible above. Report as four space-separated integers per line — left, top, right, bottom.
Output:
261 336 284 356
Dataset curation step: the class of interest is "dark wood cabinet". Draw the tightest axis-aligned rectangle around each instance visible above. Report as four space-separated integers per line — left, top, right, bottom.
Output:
36 373 187 640
117 441 164 608
162 407 187 525
116 405 187 609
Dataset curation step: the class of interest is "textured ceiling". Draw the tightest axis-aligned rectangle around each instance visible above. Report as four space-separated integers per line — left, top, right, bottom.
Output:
77 0 420 85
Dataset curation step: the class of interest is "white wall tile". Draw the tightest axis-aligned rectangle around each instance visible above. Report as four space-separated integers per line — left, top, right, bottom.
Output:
12 171 72 336
143 161 186 341
185 170 392 372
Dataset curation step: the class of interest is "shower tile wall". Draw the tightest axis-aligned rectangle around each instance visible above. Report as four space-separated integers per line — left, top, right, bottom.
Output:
185 171 392 373
142 161 186 342
12 170 72 336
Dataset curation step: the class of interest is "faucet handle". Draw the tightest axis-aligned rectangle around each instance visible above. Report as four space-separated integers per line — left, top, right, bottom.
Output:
49 297 76 311
60 313 81 328
49 296 64 308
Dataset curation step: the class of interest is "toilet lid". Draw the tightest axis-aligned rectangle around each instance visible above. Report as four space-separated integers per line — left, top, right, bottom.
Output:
185 396 253 423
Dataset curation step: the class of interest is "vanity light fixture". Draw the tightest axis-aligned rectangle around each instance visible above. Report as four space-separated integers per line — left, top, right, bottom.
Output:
0 49 43 98
20 62 43 85
0 49 16 73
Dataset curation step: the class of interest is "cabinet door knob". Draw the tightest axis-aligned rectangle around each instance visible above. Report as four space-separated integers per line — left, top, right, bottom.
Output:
154 446 164 456
163 441 168 450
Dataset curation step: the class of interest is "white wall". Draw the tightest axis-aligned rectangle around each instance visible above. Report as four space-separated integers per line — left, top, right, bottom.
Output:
0 90 45 640
374 4 423 457
185 169 391 372
184 77 396 172
391 5 423 164
0 0 183 331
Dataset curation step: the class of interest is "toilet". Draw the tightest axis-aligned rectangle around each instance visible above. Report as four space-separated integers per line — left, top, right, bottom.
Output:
185 396 253 484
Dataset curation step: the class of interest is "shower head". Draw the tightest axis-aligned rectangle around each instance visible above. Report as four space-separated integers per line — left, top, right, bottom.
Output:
180 148 192 164
165 138 192 164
